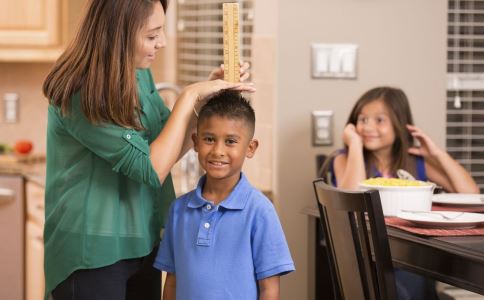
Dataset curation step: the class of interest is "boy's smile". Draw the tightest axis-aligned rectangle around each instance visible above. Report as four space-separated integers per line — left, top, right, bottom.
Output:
193 116 258 187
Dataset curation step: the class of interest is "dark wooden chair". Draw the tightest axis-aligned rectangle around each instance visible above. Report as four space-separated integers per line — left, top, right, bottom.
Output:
313 179 398 300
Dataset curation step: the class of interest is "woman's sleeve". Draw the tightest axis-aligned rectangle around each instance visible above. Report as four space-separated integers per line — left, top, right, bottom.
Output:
57 98 162 188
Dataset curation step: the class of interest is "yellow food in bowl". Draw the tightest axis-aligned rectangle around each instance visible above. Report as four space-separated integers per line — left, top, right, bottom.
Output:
362 177 430 187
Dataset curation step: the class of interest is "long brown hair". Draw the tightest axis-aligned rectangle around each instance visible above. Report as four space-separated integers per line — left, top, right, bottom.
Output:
319 87 417 184
347 86 416 177
43 0 167 130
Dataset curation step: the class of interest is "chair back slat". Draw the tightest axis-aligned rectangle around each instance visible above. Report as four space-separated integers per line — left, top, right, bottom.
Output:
323 208 366 299
313 179 398 300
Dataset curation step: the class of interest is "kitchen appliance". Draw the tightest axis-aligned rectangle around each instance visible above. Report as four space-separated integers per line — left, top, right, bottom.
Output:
0 174 24 299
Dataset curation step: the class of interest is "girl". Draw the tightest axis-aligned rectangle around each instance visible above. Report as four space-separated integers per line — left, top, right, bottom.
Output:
325 86 478 193
42 1 255 299
322 86 478 300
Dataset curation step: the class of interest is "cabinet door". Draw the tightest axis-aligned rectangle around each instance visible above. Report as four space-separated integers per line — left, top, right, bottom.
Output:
0 0 61 46
0 0 64 61
26 181 45 227
26 221 44 300
0 175 24 300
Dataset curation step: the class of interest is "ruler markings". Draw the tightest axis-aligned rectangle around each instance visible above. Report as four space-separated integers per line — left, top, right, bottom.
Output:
223 3 240 83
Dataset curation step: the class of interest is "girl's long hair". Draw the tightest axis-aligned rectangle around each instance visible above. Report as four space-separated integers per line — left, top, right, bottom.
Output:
43 0 167 130
320 87 417 183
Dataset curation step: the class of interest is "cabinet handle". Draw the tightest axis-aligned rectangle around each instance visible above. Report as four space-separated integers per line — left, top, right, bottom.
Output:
0 188 14 204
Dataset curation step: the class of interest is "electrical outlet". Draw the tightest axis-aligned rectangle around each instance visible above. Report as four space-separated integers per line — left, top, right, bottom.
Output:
4 93 19 123
312 110 333 146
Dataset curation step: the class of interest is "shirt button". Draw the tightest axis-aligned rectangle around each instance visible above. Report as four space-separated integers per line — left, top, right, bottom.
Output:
206 204 212 210
126 134 131 139
204 222 210 229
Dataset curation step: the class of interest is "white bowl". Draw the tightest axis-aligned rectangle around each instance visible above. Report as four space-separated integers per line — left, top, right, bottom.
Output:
359 182 435 217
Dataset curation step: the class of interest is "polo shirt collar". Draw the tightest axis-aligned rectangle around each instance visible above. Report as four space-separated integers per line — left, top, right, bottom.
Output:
187 172 251 210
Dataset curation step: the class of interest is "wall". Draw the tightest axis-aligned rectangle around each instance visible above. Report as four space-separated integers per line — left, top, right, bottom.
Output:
243 0 279 193
0 0 88 154
0 63 52 153
276 1 447 299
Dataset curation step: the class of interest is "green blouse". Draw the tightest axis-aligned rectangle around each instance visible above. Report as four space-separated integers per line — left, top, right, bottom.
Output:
43 69 175 298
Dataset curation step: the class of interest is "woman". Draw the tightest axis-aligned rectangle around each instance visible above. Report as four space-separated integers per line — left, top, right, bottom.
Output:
42 1 255 299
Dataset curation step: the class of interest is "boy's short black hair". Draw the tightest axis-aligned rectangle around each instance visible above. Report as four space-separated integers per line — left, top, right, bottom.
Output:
198 90 256 137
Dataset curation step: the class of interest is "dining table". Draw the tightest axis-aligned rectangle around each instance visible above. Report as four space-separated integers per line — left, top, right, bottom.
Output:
302 205 484 297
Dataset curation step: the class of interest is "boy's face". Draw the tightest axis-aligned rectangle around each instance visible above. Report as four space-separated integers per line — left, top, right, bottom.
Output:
192 116 258 182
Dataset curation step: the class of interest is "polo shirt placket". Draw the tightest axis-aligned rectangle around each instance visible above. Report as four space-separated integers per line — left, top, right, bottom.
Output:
196 203 220 247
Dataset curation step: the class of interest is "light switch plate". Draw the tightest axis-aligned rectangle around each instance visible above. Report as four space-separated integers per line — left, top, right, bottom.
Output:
311 43 358 79
312 110 333 146
4 93 19 123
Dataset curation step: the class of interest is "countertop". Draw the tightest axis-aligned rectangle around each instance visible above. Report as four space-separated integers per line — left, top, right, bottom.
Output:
0 159 194 193
0 160 273 202
0 160 46 187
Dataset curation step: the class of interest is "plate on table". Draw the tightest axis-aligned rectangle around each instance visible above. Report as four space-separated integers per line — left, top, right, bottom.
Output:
396 211 484 229
432 193 484 207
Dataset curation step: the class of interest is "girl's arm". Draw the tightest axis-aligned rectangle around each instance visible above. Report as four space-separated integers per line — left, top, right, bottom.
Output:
407 124 479 193
150 80 255 184
259 276 280 300
334 124 367 189
163 273 176 300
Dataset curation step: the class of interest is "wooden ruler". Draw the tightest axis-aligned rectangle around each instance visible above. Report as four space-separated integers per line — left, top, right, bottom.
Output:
223 3 240 83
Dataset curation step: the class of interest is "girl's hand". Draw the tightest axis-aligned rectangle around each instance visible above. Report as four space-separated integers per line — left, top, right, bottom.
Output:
407 124 444 158
207 61 251 82
343 123 363 148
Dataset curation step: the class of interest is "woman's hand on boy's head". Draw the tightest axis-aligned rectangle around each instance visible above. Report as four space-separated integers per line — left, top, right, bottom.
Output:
184 79 256 109
406 124 444 158
207 61 251 82
343 124 363 148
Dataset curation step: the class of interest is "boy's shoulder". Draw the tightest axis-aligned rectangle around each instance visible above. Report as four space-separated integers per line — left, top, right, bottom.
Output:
243 182 277 213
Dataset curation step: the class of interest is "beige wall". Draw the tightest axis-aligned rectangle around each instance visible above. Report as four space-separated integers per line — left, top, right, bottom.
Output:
0 0 87 154
0 63 52 154
275 1 447 299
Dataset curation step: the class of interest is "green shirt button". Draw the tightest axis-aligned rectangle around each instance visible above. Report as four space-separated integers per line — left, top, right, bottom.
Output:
126 134 131 139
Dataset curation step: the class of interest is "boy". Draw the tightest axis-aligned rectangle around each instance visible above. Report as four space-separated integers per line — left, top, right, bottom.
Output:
154 90 295 299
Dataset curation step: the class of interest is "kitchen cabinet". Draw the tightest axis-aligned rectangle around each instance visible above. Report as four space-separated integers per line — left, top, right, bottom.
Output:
0 0 87 62
26 221 44 300
25 180 45 300
0 175 24 300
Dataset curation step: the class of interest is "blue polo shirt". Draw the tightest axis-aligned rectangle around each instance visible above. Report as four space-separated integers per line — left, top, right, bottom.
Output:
154 173 295 299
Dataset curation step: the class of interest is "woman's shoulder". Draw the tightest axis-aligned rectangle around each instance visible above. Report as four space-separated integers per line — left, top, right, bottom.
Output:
48 91 81 117
136 69 155 85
